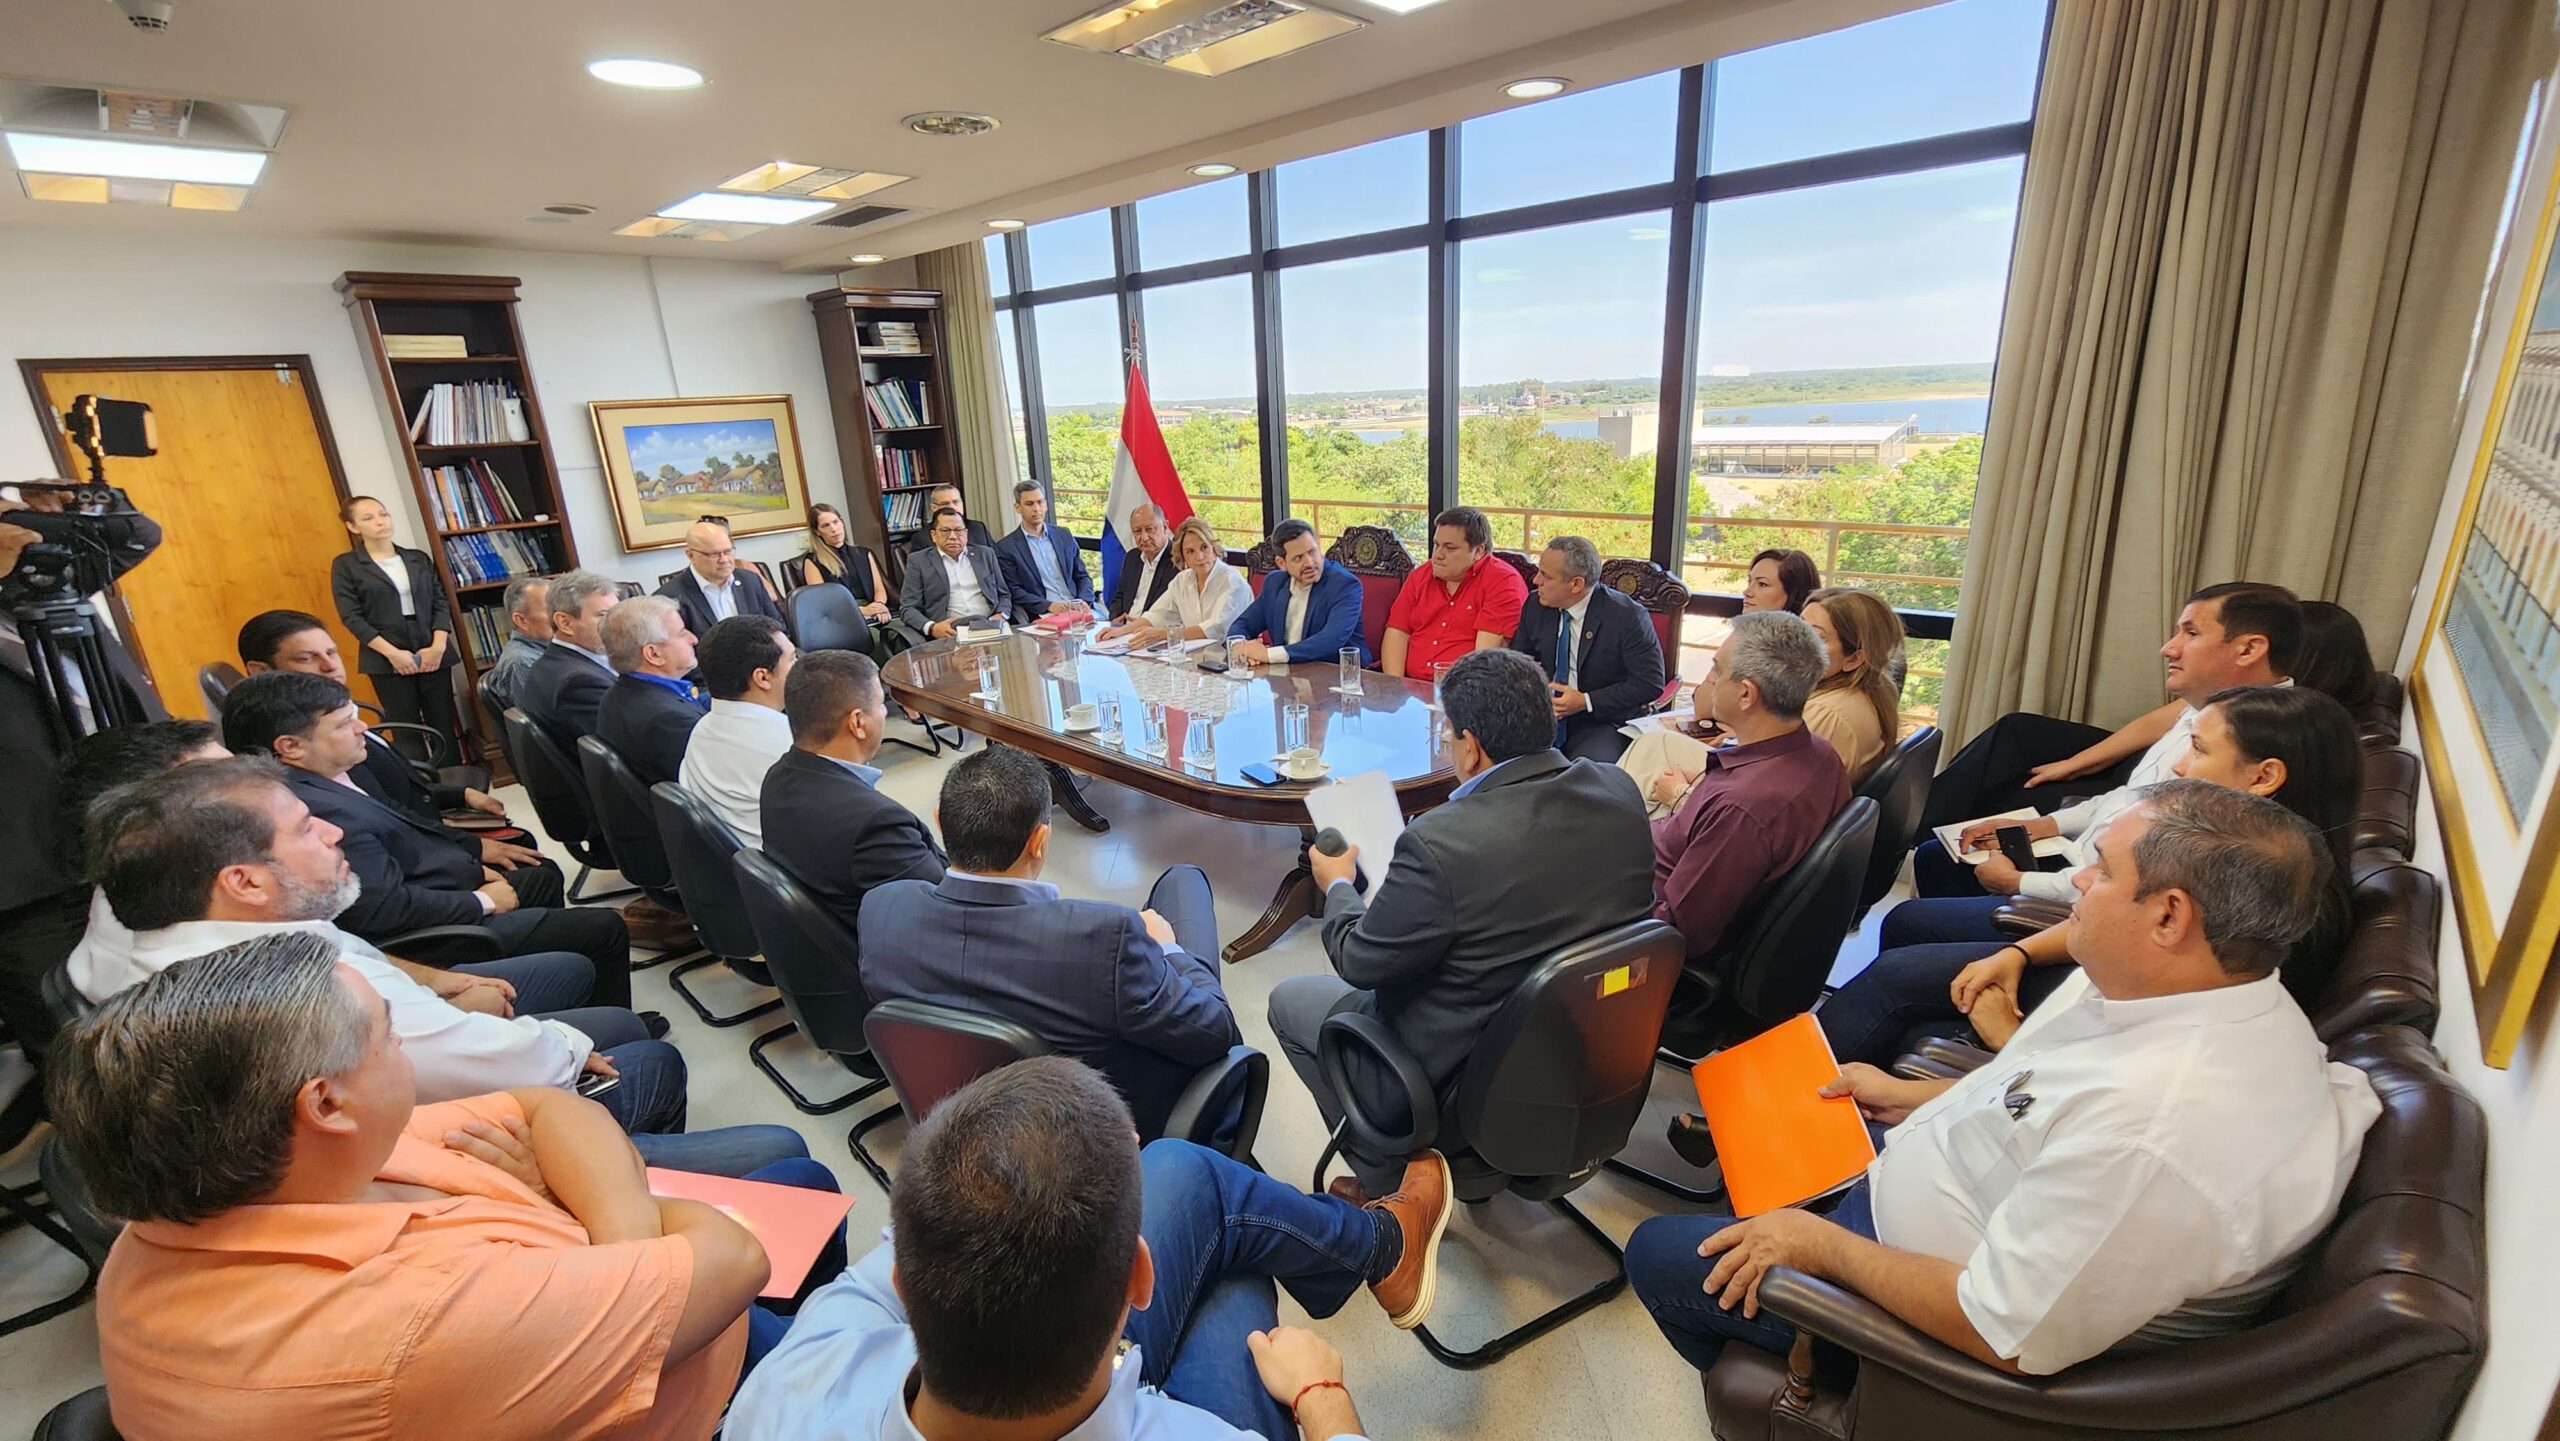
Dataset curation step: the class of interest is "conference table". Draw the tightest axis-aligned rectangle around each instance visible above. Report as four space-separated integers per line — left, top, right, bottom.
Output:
882 628 1459 962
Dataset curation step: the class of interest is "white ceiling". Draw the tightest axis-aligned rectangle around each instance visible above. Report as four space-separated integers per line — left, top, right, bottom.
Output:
0 0 1928 273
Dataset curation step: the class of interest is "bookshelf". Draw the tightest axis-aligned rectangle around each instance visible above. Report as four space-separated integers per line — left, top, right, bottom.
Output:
336 271 582 773
807 286 961 588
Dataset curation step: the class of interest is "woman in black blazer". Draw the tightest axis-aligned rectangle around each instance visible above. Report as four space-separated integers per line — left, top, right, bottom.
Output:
795 501 900 662
330 494 456 754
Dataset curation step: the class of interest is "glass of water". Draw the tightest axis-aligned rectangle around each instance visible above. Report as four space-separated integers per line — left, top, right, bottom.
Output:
1186 714 1217 774
1095 693 1121 745
973 648 1002 703
1338 647 1364 697
1280 702 1310 755
1139 699 1167 759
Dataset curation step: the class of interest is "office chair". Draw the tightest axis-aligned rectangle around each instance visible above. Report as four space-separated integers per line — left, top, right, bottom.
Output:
500 708 635 904
1610 796 1878 1205
862 998 1268 1180
1852 726 1940 918
575 738 750 1005
730 847 902 1187
785 582 955 756
196 660 242 719
647 782 783 1031
1311 918 1685 1368
32 1387 119 1441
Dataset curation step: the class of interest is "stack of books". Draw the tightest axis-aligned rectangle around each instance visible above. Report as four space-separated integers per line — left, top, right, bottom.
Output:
863 321 924 354
874 444 928 490
384 333 469 360
863 378 930 429
882 488 933 533
409 380 531 445
423 459 530 529
441 529 557 586
460 604 511 665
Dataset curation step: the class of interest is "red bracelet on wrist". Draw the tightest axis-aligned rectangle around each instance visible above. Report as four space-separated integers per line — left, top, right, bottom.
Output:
1290 1378 1347 1416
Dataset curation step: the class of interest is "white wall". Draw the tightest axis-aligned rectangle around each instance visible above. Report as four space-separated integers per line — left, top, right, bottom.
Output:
0 227 851 591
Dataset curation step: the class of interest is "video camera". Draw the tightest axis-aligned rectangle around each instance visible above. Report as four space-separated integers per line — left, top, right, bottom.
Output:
1 394 159 609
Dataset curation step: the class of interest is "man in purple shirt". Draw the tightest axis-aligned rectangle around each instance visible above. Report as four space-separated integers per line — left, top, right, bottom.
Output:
1651 610 1850 957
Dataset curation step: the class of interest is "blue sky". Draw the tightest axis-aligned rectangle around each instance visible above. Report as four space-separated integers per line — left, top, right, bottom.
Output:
1000 0 2044 408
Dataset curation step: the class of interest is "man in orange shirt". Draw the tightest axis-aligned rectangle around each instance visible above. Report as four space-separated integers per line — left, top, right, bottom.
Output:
1378 506 1529 682
50 933 838 1441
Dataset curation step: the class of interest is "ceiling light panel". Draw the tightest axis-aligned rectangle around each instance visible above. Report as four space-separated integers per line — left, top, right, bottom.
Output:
718 162 910 203
616 216 759 241
1046 0 1366 78
1360 0 1453 9
5 132 265 185
657 191 833 225
587 58 704 89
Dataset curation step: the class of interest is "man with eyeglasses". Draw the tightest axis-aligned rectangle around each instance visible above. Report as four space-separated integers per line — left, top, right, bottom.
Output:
660 516 789 642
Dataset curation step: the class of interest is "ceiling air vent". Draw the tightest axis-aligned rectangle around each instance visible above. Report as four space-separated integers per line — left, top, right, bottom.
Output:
816 204 909 230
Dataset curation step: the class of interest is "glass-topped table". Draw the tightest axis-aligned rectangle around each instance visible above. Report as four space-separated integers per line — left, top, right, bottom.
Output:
883 628 1459 959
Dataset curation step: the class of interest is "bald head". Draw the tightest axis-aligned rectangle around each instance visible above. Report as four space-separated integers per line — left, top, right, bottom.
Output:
686 519 738 586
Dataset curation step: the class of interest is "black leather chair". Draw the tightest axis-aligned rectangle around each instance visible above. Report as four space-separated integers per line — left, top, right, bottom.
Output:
196 660 242 719
1852 726 1940 918
862 998 1268 1177
786 581 950 756
1616 796 1880 1204
32 1387 119 1441
501 707 634 904
2357 670 2405 747
1706 1025 2485 1441
574 735 730 989
648 782 782 1030
2354 747 2419 857
1313 918 1685 1368
730 847 901 1186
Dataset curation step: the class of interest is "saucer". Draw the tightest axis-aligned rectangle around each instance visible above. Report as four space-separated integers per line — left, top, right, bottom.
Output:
1062 717 1102 733
1271 756 1332 781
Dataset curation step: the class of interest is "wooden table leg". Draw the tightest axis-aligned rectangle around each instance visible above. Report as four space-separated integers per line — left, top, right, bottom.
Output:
1224 863 1317 963
1046 760 1111 833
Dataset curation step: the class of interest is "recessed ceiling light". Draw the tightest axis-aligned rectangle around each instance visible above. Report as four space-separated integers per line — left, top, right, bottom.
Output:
544 202 597 216
1188 162 1238 178
1501 77 1570 100
586 58 705 90
904 112 999 138
1045 0 1366 76
986 218 1026 231
717 161 910 202
1362 0 1454 10
657 191 833 225
846 253 887 265
5 132 265 185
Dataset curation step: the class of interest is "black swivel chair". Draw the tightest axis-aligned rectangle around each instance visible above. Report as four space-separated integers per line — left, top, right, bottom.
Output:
1311 919 1686 1369
32 1388 119 1441
1611 796 1880 1205
576 738 756 1011
786 582 952 756
862 998 1268 1176
649 782 783 1030
500 708 634 904
1852 726 1940 918
730 847 903 1188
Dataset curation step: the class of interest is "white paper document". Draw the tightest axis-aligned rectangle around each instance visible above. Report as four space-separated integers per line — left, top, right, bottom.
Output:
1932 807 2076 865
1619 707 1697 739
1302 769 1406 873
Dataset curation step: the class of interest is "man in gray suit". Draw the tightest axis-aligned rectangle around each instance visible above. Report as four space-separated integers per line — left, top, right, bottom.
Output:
856 743 1239 1139
1269 648 1655 1196
900 505 1021 641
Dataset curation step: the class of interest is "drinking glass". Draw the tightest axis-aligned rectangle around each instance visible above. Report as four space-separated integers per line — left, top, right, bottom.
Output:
973 648 1002 703
1095 693 1121 745
1186 715 1217 774
1139 699 1167 759
1338 648 1364 696
1280 702 1310 755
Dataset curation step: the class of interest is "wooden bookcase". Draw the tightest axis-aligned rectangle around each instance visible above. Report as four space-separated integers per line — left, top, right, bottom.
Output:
807 286 961 589
336 271 581 770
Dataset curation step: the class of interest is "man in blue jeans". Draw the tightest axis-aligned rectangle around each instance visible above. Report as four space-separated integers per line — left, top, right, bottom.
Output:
729 1056 1458 1441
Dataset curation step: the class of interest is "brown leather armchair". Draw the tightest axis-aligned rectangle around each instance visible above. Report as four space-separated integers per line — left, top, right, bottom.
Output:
2354 747 2420 857
2357 671 2405 747
1705 1025 2485 1441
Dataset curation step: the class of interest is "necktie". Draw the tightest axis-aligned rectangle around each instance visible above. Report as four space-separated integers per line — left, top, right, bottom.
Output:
1556 612 1575 688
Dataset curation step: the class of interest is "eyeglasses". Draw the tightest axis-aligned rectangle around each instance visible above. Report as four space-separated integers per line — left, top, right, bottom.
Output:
688 545 736 559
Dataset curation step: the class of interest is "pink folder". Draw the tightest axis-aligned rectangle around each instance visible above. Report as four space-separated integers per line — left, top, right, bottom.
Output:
646 1168 855 1298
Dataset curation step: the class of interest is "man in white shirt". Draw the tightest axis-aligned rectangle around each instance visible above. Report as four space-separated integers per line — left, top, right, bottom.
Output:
1626 780 2379 1379
71 754 808 1176
901 505 1019 639
679 615 796 847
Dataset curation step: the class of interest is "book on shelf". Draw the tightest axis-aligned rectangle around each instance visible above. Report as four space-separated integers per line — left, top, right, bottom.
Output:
460 603 512 666
862 378 931 429
861 320 924 354
440 528 559 586
872 443 928 491
408 379 533 445
881 486 935 533
384 333 470 359
422 458 532 530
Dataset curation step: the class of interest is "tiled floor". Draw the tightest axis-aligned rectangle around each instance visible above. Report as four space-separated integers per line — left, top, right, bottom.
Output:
0 735 1895 1437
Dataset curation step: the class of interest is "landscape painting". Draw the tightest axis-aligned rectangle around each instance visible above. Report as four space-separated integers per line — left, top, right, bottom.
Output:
589 394 809 551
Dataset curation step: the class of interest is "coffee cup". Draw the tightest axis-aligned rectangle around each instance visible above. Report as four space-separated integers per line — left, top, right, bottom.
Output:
1065 702 1098 728
1281 746 1324 777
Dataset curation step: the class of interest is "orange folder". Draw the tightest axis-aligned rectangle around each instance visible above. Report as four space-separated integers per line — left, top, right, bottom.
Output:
1690 1013 1878 1217
646 1168 855 1298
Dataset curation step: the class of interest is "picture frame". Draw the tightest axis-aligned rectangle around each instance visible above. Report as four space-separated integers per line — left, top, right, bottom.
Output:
2411 151 2560 1069
588 394 810 552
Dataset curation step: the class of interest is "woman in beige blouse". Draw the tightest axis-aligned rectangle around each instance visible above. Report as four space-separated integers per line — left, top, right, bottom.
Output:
1621 585 1905 817
1098 516 1249 646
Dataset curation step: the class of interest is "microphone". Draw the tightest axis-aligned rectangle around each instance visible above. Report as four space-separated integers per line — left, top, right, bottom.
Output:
1312 827 1348 857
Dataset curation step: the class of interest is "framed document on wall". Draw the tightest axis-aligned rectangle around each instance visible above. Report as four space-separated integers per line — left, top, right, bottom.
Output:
2413 154 2560 1068
588 394 810 552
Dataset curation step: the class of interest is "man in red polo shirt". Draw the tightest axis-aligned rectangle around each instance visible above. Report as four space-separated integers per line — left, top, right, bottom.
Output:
1380 506 1529 682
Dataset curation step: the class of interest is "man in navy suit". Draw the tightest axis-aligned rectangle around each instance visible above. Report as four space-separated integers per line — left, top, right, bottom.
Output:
515 569 623 751
594 596 705 788
856 743 1238 1139
219 671 636 1007
1509 535 1667 762
760 649 946 934
994 480 1096 615
659 517 790 641
1227 518 1373 669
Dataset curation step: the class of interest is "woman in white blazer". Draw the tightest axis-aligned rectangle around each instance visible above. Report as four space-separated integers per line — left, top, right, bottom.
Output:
1101 516 1249 647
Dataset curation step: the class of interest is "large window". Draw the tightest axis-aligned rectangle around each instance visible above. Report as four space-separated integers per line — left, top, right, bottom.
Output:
989 2 2048 722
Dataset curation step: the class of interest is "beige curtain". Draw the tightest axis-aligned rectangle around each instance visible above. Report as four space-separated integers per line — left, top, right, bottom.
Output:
1943 0 2552 743
913 241 1023 524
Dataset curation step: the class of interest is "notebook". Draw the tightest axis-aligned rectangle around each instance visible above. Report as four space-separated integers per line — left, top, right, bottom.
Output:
1690 1013 1878 1217
645 1168 855 1298
1931 807 2076 865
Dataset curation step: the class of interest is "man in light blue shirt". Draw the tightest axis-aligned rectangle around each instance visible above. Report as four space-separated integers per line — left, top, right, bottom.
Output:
728 1057 1452 1441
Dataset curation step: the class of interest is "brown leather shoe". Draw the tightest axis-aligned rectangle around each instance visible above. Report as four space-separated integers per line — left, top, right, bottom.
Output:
1367 1151 1453 1330
1326 1174 1371 1209
619 899 698 952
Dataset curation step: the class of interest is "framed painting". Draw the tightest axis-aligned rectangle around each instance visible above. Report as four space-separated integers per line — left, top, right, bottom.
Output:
2413 153 2560 1068
588 394 810 551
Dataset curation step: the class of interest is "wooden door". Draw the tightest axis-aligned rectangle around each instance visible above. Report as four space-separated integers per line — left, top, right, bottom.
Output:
23 359 364 721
